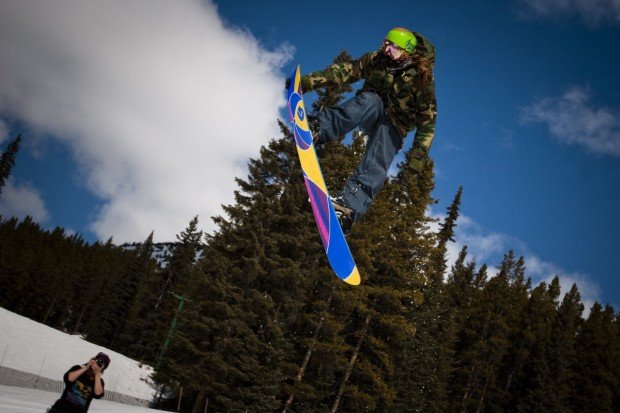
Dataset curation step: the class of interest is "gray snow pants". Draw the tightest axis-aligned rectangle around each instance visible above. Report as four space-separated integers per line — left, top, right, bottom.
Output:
314 91 402 222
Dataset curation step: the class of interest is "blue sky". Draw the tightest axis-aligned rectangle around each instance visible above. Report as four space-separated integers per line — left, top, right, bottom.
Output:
1 0 619 309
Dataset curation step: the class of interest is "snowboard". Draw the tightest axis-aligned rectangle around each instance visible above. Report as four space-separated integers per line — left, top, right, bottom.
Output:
287 65 360 286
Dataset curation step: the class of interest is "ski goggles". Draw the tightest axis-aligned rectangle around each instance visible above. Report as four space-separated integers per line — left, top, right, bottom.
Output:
382 40 409 61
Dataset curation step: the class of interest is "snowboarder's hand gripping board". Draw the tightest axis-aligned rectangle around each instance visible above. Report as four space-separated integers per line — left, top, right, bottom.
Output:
287 65 360 286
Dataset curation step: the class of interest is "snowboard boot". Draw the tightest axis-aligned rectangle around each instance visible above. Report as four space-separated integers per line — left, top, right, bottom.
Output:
331 197 354 235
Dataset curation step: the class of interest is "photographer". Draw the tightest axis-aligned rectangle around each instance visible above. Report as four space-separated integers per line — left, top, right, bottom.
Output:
48 352 110 413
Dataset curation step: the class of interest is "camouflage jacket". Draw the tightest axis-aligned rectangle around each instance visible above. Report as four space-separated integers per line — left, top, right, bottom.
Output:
300 34 437 159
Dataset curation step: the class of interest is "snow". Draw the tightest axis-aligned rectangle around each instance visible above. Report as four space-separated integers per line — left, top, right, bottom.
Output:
0 385 160 412
0 307 157 401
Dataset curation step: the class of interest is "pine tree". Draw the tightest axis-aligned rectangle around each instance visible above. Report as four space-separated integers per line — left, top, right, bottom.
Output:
0 214 155 343
1 216 42 314
159 122 327 411
570 302 619 412
447 246 477 310
71 238 130 335
447 248 482 412
158 216 204 306
306 144 437 412
102 232 157 349
390 183 459 413
0 217 20 305
450 251 530 412
159 182 311 411
129 217 206 365
510 277 562 411
551 283 584 408
39 228 87 328
0 134 21 197
472 263 488 290
436 186 462 264
160 260 283 412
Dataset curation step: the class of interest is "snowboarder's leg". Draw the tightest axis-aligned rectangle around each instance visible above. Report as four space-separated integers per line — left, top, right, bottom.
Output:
337 114 402 222
313 91 401 226
313 91 383 145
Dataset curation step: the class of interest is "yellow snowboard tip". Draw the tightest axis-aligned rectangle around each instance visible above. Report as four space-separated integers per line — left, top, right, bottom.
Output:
344 267 361 286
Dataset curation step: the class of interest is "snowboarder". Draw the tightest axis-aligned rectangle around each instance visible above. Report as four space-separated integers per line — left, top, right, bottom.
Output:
48 352 110 413
287 27 437 233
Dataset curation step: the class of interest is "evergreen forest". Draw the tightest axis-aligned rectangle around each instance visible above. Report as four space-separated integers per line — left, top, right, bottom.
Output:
1 56 619 412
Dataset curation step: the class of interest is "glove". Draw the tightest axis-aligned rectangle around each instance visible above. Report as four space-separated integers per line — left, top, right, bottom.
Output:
285 78 291 90
408 146 428 176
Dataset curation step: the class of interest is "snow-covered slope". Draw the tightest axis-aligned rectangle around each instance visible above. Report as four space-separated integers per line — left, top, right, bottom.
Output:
0 385 159 413
0 307 156 401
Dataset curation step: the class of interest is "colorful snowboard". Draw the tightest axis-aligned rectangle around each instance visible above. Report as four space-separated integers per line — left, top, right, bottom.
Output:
287 65 360 286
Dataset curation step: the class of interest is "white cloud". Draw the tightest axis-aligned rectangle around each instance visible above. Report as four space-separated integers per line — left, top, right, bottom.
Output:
430 207 602 313
518 0 620 25
526 255 601 312
0 178 49 223
0 0 293 242
521 86 620 156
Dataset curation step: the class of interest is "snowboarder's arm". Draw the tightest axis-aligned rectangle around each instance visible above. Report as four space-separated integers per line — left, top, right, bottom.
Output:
410 82 437 172
300 52 373 92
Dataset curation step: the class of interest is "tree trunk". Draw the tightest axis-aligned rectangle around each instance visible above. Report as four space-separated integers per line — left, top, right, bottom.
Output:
475 378 490 413
282 293 333 413
155 273 173 310
192 390 206 413
73 303 89 333
42 292 59 324
330 314 371 413
461 365 478 412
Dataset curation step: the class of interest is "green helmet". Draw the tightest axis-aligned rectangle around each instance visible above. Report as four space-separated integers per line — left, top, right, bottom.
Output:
385 27 417 54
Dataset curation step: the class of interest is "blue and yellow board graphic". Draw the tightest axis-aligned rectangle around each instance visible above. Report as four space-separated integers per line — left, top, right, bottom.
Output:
287 65 360 286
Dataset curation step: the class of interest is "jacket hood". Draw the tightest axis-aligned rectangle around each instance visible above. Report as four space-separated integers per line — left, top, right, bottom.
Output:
413 32 436 65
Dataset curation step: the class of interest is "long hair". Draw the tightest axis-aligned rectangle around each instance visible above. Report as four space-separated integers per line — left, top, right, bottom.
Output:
411 50 434 83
